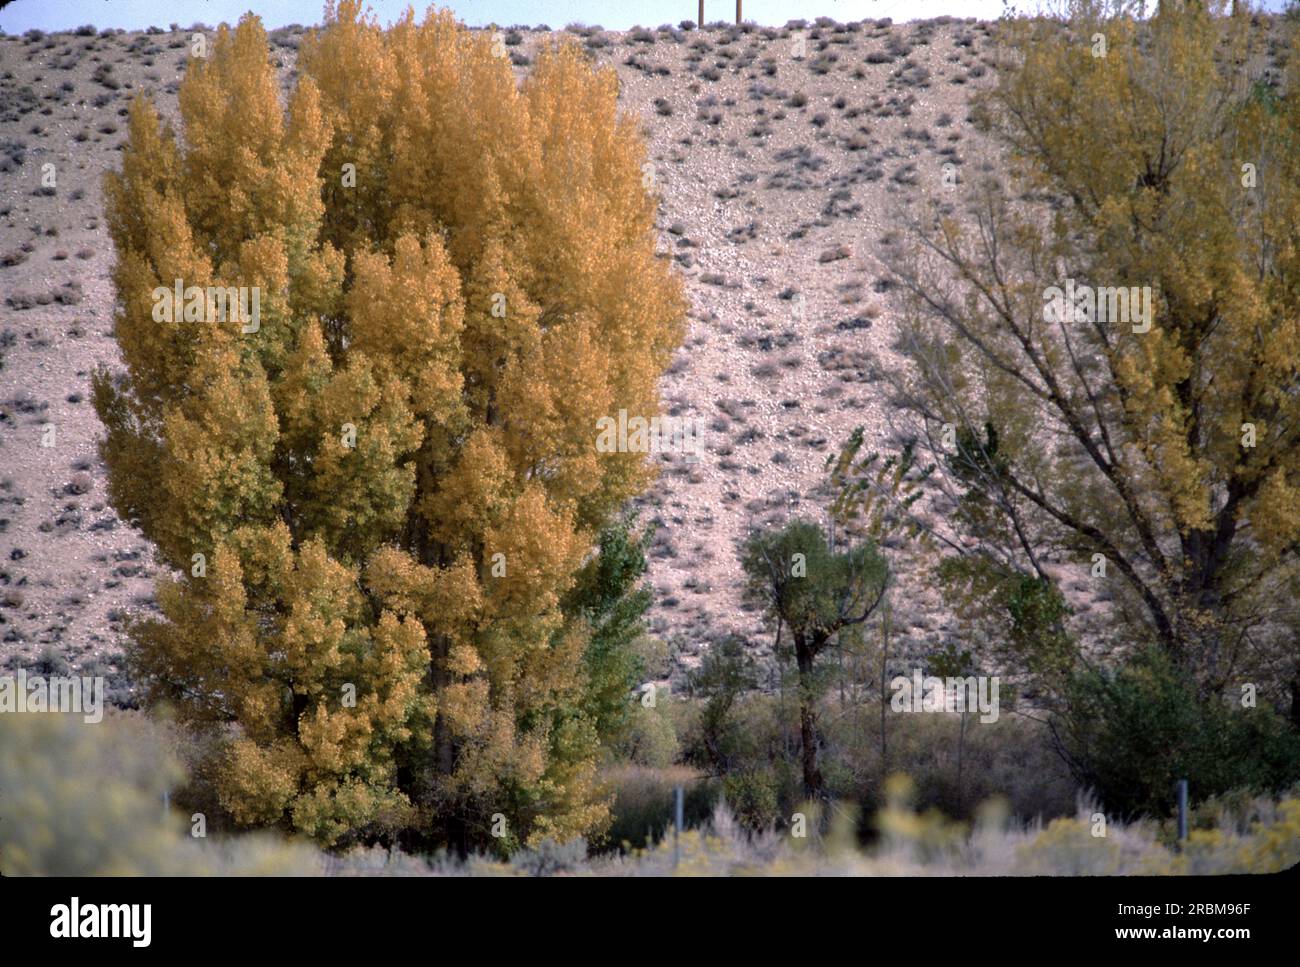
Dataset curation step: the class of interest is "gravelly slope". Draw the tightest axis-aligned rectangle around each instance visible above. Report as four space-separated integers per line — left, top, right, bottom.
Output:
0 17 1006 698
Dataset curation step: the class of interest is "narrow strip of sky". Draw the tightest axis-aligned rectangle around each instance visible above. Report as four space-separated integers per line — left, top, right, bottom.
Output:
0 0 1076 34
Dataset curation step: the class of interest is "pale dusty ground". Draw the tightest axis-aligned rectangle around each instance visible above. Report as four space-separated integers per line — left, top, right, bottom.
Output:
0 17 1011 696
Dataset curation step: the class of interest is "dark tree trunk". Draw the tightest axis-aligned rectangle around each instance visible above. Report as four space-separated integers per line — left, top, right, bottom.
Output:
291 689 310 736
1176 494 1242 689
794 632 823 800
406 473 462 850
1290 665 1300 731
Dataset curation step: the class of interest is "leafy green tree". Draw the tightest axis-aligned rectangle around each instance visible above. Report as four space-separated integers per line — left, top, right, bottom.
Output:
740 520 889 799
563 513 655 749
687 635 759 774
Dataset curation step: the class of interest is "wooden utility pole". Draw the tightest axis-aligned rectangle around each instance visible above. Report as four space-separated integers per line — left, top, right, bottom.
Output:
737 1 742 24
698 1 704 29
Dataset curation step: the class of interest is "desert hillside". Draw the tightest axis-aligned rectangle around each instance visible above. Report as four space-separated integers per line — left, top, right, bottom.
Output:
1 6 1299 883
0 17 1018 696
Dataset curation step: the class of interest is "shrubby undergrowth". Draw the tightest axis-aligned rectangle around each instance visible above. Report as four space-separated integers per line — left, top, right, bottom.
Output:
3 713 1295 876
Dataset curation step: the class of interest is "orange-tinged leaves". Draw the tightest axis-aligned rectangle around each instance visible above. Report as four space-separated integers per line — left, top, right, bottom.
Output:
102 4 685 847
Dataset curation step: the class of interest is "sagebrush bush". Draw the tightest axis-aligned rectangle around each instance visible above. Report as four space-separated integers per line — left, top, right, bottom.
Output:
0 714 321 875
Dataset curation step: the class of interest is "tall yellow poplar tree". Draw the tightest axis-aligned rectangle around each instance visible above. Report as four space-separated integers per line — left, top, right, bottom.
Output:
96 4 685 850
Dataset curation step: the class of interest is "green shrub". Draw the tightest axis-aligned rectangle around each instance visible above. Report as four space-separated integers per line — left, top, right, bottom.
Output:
1059 647 1300 820
510 838 588 876
722 770 782 830
613 699 680 768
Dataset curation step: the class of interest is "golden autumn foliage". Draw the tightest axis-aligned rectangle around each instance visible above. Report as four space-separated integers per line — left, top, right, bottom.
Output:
881 1 1300 700
95 3 685 850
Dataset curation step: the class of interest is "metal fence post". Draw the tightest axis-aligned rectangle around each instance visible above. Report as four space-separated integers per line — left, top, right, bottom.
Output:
1176 778 1188 847
673 784 684 869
